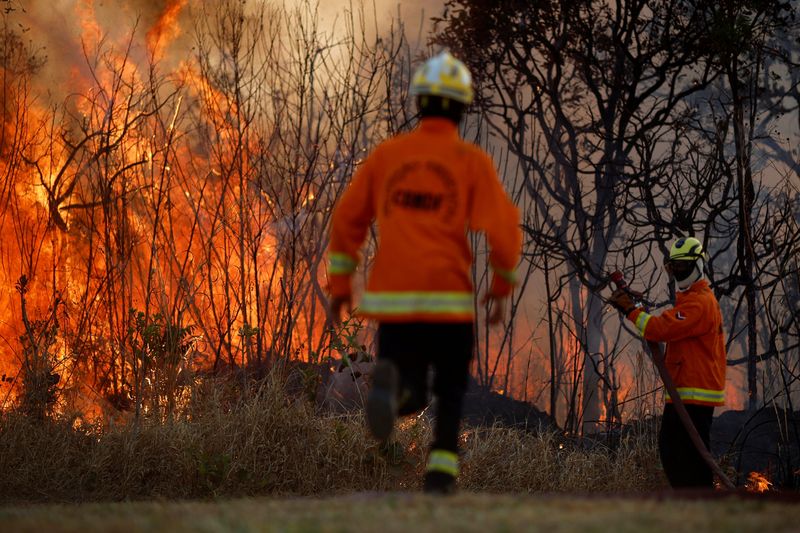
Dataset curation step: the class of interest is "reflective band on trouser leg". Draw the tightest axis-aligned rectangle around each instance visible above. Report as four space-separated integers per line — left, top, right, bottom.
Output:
491 264 517 284
426 449 459 477
360 292 473 315
329 253 357 274
665 387 725 404
635 311 652 337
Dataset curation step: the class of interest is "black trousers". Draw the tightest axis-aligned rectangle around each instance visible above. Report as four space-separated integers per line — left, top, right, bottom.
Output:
377 322 474 454
659 403 715 488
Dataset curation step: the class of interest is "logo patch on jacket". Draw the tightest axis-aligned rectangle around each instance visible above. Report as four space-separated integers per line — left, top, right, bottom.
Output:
391 189 443 210
383 161 457 220
676 311 686 320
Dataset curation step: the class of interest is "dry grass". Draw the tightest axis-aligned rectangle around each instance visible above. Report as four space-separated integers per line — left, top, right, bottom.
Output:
0 377 666 503
460 425 665 492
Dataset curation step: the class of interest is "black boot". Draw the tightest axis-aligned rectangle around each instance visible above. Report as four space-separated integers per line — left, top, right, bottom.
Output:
424 449 459 494
423 471 456 494
366 360 398 443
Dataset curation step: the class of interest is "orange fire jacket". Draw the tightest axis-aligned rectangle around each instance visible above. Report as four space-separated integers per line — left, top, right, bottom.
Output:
328 117 522 323
626 279 727 406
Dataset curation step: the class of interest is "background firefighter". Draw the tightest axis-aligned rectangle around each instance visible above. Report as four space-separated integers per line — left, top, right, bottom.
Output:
609 237 727 488
327 52 522 494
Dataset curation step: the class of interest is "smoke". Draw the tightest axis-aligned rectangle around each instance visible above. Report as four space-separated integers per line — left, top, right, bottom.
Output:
8 0 445 94
5 1 191 92
302 0 444 33
146 0 189 59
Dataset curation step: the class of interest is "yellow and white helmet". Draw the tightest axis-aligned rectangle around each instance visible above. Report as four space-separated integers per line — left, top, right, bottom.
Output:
410 51 473 105
669 237 706 261
666 236 707 290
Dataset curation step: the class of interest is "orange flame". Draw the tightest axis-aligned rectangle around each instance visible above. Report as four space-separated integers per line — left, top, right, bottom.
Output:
746 471 772 493
0 2 337 420
146 0 188 60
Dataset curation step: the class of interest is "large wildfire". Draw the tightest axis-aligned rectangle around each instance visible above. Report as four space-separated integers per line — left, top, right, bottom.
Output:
0 0 406 420
0 0 562 425
0 0 755 429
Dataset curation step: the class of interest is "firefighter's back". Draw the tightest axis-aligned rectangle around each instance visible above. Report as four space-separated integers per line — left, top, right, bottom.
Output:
367 118 484 297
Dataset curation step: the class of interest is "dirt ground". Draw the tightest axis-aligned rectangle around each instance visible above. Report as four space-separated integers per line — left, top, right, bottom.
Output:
1 491 798 533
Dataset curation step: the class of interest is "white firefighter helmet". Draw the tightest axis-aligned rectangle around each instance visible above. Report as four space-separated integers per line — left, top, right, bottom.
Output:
410 51 474 105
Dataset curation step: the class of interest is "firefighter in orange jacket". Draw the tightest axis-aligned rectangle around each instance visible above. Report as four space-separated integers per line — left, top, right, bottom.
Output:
610 237 726 488
328 52 522 494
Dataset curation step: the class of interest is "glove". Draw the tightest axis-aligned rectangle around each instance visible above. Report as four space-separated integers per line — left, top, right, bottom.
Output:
481 293 506 325
330 294 352 325
608 288 637 315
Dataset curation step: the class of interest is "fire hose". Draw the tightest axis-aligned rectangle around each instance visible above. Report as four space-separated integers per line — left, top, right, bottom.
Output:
609 271 736 491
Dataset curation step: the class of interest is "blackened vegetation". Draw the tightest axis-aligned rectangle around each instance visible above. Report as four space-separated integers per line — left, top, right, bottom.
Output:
713 408 800 489
462 376 553 430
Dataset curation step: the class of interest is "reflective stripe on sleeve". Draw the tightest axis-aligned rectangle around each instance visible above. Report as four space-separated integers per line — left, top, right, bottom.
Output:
665 387 725 404
634 311 652 337
328 252 357 274
426 449 459 476
360 291 473 315
491 264 517 285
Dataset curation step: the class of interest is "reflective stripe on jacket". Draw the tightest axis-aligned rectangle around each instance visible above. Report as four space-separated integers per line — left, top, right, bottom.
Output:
328 117 522 322
627 279 726 406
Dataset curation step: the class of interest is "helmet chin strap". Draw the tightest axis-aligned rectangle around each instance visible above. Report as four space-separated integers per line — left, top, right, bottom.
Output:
675 258 704 291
